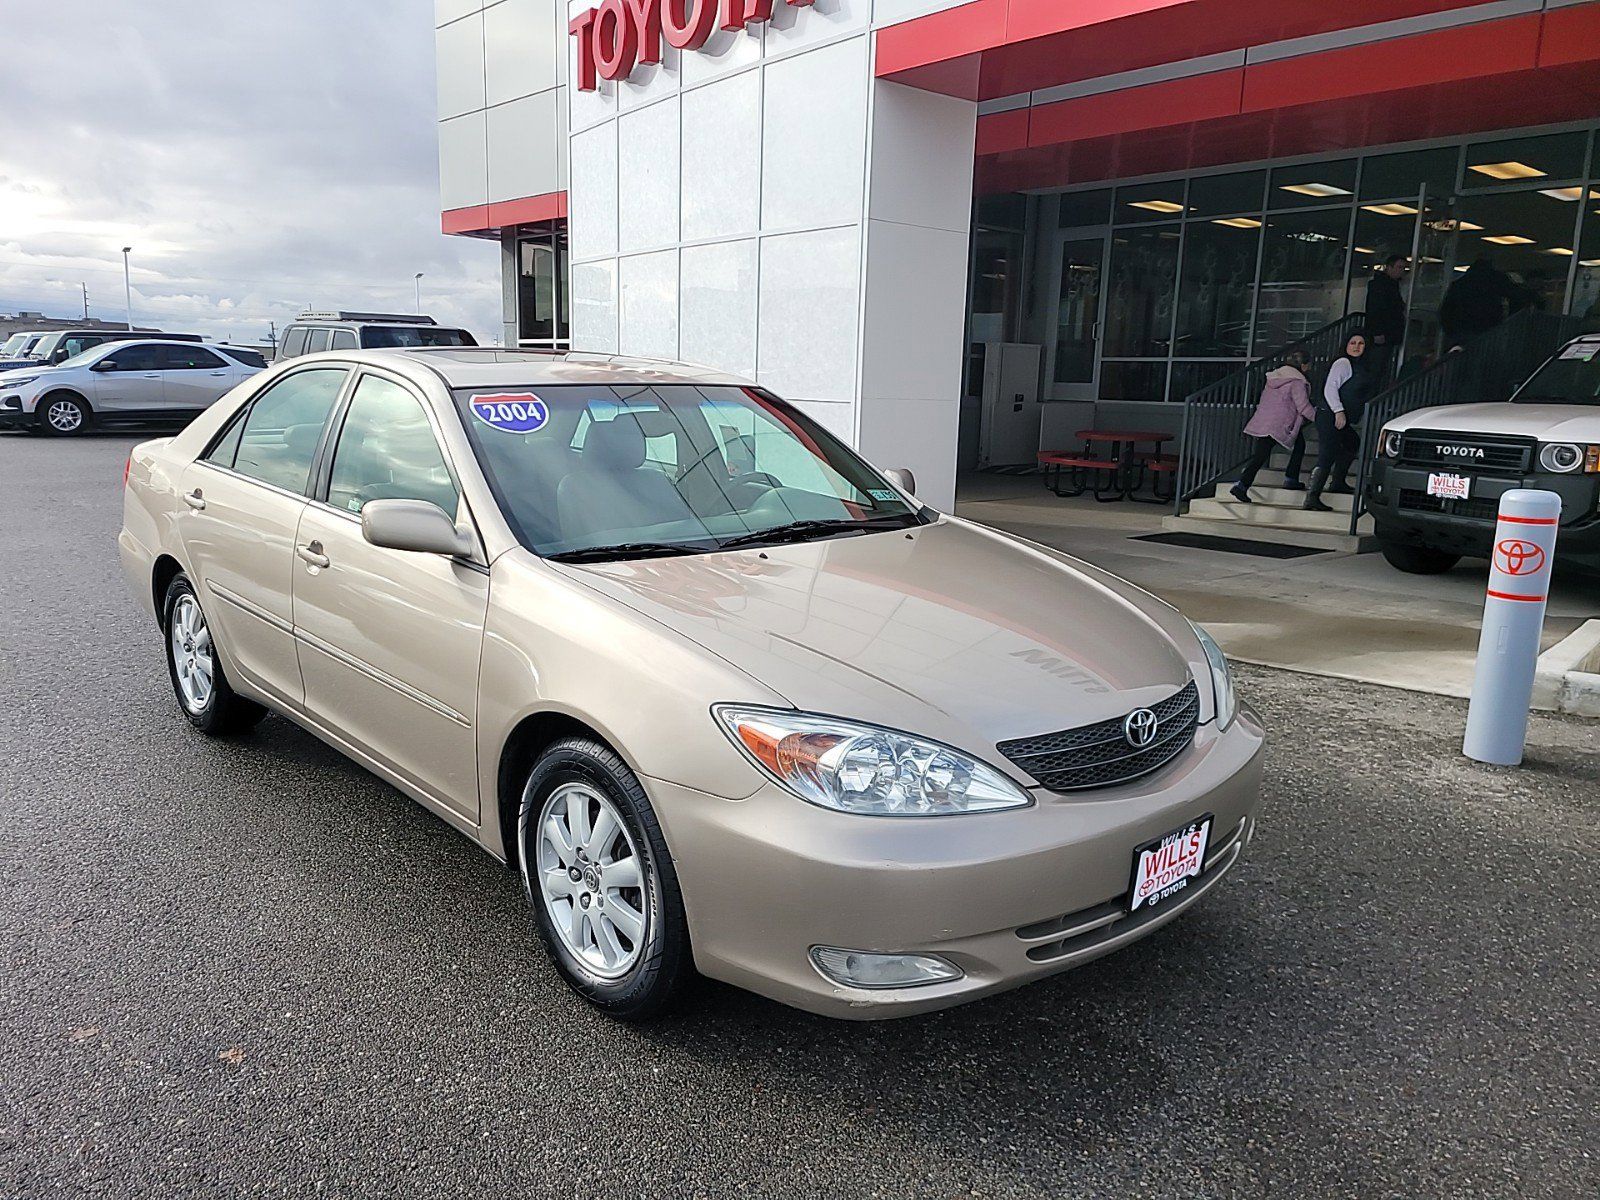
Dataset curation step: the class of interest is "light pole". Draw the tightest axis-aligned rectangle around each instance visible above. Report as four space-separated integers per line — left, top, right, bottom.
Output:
121 246 133 330
414 272 424 312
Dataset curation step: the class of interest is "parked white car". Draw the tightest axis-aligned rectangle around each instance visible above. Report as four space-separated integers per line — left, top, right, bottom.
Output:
0 339 262 435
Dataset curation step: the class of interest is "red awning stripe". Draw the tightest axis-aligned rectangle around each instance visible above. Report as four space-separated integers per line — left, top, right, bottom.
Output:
441 190 569 236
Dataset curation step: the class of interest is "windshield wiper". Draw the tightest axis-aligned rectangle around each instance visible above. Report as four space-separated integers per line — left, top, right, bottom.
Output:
717 514 918 551
547 541 709 563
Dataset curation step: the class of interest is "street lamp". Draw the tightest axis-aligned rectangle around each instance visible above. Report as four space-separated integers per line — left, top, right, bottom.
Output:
414 272 424 312
121 246 133 330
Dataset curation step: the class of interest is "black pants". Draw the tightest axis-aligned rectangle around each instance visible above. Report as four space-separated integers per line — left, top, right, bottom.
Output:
1283 428 1307 484
1313 406 1361 486
1237 436 1277 489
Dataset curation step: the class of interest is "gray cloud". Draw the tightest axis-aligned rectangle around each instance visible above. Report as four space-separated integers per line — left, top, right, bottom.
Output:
0 0 500 346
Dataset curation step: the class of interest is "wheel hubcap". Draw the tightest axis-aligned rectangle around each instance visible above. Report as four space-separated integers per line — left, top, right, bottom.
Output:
48 401 82 431
533 782 648 979
169 594 214 713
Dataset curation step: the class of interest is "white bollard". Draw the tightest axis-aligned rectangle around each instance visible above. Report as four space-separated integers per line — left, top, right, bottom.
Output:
1463 489 1562 766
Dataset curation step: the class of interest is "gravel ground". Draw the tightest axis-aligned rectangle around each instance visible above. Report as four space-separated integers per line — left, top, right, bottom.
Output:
1 432 1596 1199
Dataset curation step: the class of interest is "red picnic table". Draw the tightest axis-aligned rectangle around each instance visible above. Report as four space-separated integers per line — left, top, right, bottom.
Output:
1038 429 1177 502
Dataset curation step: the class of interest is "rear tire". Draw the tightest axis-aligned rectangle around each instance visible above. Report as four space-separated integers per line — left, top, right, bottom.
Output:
162 574 267 735
518 737 691 1021
37 392 90 436
1380 539 1461 575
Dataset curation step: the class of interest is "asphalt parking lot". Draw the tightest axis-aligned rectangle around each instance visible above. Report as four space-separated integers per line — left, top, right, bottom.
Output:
2 431 1596 1199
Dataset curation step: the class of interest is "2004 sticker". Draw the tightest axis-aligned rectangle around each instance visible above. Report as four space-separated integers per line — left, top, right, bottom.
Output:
470 392 549 433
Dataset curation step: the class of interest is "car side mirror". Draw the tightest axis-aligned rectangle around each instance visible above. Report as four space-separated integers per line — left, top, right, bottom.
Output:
883 467 916 497
90 360 118 372
361 499 474 557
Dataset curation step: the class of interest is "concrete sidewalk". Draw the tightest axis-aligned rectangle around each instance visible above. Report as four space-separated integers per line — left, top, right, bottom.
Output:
956 473 1599 700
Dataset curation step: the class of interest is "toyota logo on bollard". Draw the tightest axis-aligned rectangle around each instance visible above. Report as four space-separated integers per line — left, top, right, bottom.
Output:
1494 538 1546 577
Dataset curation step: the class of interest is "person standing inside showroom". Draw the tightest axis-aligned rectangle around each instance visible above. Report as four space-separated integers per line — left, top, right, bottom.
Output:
1364 254 1409 380
1304 331 1375 513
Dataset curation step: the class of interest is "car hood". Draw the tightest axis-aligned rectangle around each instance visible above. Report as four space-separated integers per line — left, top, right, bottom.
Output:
558 517 1201 759
1390 403 1600 441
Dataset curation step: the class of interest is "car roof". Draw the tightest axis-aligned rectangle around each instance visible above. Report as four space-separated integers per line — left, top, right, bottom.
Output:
357 347 755 389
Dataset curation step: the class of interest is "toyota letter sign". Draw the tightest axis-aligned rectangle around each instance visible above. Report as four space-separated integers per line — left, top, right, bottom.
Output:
570 0 814 90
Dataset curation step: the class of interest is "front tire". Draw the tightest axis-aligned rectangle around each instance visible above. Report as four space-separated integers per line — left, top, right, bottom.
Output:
37 392 90 436
162 574 266 735
1379 539 1461 575
518 738 690 1021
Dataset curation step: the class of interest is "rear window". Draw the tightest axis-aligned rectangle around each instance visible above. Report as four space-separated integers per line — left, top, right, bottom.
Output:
219 347 267 367
360 326 477 349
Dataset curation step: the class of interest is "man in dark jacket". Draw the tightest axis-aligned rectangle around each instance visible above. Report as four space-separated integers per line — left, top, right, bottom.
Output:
1364 254 1409 380
1439 256 1521 346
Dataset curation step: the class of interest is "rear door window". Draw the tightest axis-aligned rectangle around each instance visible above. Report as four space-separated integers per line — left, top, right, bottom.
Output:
230 368 347 494
158 345 227 370
329 330 358 350
305 329 334 354
279 328 310 359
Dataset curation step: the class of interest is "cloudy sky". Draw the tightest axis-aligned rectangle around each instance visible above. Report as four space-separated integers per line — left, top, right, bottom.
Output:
0 0 501 346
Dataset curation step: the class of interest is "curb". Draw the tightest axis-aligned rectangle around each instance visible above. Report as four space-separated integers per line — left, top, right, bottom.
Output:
1533 619 1600 718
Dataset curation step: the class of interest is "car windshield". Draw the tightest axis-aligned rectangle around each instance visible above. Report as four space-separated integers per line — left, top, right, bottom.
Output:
1515 342 1600 407
0 334 30 357
361 326 477 349
454 384 924 558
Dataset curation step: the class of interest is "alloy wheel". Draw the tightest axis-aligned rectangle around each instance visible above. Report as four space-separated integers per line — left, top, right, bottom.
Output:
169 593 214 713
46 399 84 433
535 781 649 979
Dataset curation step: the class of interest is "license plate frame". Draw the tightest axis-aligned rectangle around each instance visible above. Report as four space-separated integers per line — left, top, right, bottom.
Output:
1426 472 1472 500
1129 814 1213 914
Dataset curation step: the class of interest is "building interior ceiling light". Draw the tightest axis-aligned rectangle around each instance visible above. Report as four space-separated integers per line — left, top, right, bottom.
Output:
1544 247 1575 256
1538 187 1589 201
1280 182 1351 197
1482 234 1535 244
1211 217 1262 228
1128 199 1185 213
1469 161 1547 180
1362 203 1418 216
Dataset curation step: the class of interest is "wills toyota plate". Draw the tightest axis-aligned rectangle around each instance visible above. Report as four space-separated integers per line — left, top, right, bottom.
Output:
1426 472 1471 500
1130 815 1213 913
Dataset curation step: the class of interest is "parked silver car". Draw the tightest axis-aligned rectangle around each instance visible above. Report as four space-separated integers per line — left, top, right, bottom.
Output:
0 339 262 435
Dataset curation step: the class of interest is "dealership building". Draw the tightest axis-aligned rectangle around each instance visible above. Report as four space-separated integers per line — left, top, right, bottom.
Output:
435 0 1600 509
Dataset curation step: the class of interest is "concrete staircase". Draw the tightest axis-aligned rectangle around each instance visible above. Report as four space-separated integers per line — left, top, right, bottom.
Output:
1162 463 1377 554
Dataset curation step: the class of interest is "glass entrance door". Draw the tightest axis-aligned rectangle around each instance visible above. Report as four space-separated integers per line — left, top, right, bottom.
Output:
1047 229 1109 400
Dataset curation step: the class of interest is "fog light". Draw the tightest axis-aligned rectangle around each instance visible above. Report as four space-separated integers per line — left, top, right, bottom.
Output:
809 946 963 989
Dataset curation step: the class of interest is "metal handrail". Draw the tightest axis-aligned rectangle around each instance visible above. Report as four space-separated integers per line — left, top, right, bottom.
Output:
1172 312 1367 513
1347 309 1585 534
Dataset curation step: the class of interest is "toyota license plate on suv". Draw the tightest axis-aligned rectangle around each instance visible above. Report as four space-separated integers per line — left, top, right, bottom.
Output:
1130 815 1212 913
1427 472 1471 500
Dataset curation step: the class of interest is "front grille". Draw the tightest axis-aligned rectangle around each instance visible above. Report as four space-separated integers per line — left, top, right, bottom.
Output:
1397 489 1502 522
997 681 1199 792
1398 431 1532 473
1015 816 1249 963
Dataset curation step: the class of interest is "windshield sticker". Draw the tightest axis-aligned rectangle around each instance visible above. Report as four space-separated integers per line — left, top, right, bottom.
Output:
470 392 549 433
867 488 899 502
1558 343 1599 361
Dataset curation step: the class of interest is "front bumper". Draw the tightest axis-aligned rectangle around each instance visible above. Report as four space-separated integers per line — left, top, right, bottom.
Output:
1368 460 1600 565
649 707 1266 1019
0 396 30 430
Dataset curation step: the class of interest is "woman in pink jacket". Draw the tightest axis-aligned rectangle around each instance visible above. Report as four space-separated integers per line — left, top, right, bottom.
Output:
1230 349 1316 504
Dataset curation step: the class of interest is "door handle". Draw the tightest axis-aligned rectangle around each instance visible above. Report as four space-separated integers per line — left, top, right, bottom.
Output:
141 373 160 379
208 370 228 376
182 488 206 510
296 541 330 569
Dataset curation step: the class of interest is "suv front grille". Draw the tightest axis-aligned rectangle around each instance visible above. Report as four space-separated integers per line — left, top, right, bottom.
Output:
1398 431 1532 474
997 681 1199 792
1397 489 1501 522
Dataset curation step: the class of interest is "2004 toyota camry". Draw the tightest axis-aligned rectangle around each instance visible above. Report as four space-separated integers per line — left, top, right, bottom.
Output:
120 348 1264 1020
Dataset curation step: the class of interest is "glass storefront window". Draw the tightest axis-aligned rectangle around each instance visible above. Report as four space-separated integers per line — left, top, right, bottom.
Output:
1186 171 1266 218
1465 132 1587 188
1175 220 1260 357
1103 227 1180 356
1573 198 1600 329
1360 146 1459 200
517 222 569 346
1058 189 1111 228
970 228 1023 344
1269 159 1357 209
1115 181 1187 224
1254 208 1351 354
1100 360 1168 402
1454 188 1584 316
1169 360 1243 402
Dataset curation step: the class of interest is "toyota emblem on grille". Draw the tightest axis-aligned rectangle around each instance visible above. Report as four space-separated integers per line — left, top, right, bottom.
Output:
1123 708 1159 748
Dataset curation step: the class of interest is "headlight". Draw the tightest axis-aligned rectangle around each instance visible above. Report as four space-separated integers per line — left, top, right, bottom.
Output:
1538 442 1600 474
5 375 40 388
1191 623 1236 730
714 706 1032 816
1381 428 1403 458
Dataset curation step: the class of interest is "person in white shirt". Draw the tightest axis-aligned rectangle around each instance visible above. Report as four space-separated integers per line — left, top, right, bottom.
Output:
1305 331 1375 513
